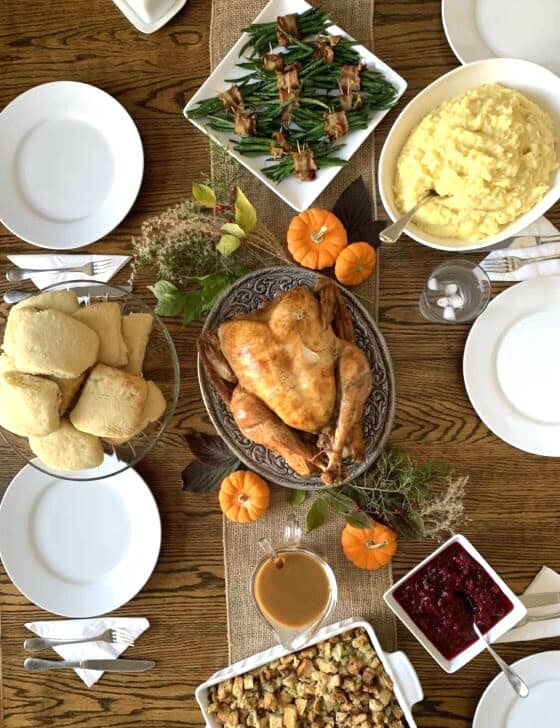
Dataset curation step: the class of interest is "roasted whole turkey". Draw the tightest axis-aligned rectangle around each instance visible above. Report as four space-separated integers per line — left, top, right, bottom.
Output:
198 278 372 484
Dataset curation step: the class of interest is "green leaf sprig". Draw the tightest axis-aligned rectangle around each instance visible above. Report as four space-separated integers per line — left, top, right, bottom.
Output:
148 271 245 325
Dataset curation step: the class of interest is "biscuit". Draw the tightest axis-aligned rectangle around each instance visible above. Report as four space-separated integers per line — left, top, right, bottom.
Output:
0 353 15 374
52 374 85 414
0 371 60 437
29 420 104 471
106 380 166 444
70 363 148 439
3 290 79 357
121 313 153 375
140 381 166 428
14 309 99 378
73 302 128 367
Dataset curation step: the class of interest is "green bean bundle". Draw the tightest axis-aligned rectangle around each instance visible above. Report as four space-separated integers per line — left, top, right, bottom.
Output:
240 7 331 56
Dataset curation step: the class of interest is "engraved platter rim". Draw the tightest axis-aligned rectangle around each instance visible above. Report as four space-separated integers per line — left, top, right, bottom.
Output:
198 267 395 490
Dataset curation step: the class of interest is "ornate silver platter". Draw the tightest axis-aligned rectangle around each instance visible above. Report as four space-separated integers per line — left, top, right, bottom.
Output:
198 267 395 489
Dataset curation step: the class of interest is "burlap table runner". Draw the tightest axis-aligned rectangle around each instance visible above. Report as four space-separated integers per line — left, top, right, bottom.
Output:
209 0 396 663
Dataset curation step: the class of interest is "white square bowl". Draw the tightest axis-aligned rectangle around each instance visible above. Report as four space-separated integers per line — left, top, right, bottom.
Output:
383 534 527 673
184 0 407 211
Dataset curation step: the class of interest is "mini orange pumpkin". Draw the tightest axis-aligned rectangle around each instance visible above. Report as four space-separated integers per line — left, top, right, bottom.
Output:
335 242 377 286
341 518 397 570
219 470 270 523
287 209 348 270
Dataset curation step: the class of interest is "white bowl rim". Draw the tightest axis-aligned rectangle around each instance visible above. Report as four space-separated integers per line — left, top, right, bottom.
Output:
378 57 560 252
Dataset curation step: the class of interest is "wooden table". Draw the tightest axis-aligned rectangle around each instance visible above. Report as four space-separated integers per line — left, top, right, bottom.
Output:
1 1 559 725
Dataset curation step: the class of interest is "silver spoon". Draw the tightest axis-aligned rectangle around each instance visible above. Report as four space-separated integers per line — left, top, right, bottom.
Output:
379 189 440 244
461 593 529 698
472 622 529 698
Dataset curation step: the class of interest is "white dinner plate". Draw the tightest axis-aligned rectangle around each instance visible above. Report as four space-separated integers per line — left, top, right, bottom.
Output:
442 0 560 76
463 276 560 456
0 457 161 617
0 81 144 249
473 651 560 727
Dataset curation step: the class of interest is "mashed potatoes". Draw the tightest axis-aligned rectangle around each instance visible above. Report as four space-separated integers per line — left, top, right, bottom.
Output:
394 83 558 241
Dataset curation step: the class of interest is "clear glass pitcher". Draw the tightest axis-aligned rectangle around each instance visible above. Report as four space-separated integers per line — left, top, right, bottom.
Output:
250 514 338 650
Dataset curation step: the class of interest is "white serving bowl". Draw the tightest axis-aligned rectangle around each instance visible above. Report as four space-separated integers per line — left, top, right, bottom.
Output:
384 534 526 673
378 58 560 252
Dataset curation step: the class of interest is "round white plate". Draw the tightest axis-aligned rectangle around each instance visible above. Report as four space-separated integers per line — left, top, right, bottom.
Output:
0 81 143 249
442 0 560 76
474 651 560 727
463 276 560 456
0 457 160 617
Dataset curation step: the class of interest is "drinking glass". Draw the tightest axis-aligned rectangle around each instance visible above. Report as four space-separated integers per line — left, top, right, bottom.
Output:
250 514 337 650
418 259 491 323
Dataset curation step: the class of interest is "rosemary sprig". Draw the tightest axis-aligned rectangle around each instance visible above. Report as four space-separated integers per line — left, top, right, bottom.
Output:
299 450 467 540
341 451 463 538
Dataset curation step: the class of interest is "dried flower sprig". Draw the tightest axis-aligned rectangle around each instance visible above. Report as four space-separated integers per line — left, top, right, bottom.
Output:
131 181 289 323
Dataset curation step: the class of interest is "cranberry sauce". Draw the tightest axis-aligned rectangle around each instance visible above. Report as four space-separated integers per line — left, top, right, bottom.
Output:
393 541 513 660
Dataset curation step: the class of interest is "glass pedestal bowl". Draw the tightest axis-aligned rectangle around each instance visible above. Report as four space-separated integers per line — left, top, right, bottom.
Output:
0 280 180 481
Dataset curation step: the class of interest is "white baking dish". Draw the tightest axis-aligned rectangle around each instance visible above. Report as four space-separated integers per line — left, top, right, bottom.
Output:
384 534 527 673
196 617 423 727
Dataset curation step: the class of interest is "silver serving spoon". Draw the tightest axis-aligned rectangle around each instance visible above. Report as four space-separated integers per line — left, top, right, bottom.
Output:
379 189 440 244
461 592 529 698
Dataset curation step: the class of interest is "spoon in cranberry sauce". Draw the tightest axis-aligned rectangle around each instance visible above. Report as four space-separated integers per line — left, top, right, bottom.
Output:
459 592 529 699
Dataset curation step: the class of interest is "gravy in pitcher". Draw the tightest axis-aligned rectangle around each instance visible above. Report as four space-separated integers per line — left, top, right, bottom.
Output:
254 550 331 628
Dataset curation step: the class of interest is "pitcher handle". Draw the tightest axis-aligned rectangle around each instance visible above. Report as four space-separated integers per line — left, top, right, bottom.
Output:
285 512 302 544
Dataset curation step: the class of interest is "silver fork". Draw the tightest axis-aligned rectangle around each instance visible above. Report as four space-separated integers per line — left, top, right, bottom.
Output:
6 259 114 282
482 252 560 275
23 627 135 653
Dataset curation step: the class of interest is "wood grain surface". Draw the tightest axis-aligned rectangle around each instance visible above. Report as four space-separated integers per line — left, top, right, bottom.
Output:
0 1 559 726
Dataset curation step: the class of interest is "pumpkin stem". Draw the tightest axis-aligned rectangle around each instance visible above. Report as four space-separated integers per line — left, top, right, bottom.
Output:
310 225 328 244
366 540 388 550
238 493 250 507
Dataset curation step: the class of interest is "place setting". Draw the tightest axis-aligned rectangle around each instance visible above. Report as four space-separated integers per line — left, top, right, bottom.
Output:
2 0 560 726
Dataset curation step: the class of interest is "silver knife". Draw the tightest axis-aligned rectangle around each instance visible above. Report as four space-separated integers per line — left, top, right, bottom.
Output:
519 591 560 609
507 233 560 249
4 284 132 306
24 657 155 672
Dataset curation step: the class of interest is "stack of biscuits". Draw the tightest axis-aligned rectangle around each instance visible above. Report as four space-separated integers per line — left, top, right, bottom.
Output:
0 290 166 472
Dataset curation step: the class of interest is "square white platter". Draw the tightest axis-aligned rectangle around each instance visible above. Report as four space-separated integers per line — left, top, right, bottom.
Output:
183 0 407 211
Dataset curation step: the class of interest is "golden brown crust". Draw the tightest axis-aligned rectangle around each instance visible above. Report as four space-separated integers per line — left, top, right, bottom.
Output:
218 287 337 433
